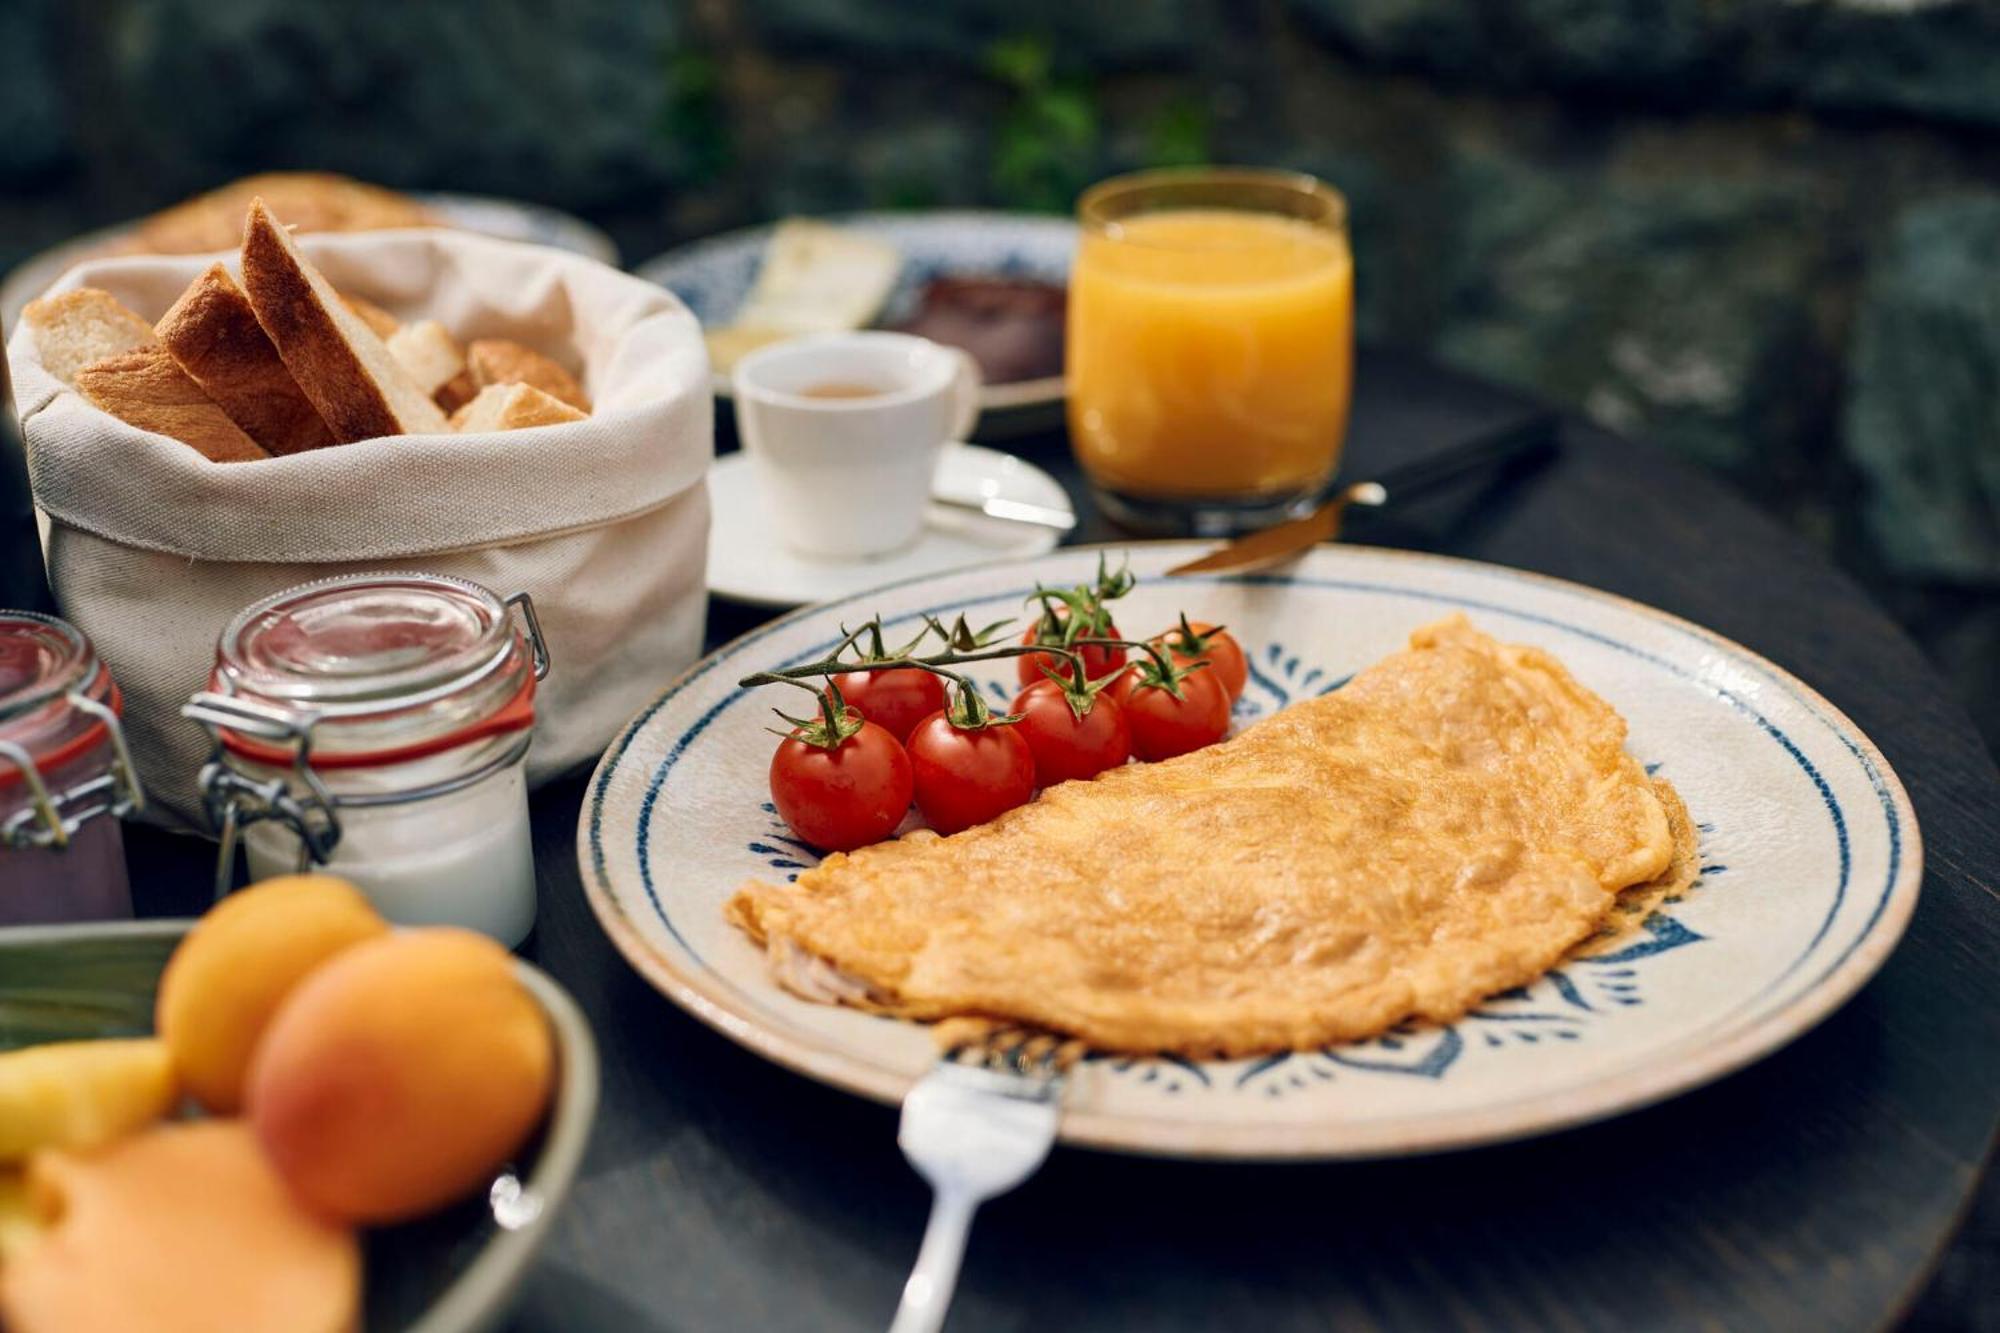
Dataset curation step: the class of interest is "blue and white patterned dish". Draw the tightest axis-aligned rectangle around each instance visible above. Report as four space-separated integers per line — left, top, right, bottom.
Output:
635 211 1077 438
579 544 1921 1159
0 192 618 330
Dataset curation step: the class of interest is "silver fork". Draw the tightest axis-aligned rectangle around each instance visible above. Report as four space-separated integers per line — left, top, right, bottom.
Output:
889 1034 1067 1333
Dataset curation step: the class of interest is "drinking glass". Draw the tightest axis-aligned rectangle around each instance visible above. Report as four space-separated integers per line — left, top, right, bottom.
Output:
1067 168 1353 534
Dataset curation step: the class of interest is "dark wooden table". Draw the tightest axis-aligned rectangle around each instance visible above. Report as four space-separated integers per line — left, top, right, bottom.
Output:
128 349 2000 1332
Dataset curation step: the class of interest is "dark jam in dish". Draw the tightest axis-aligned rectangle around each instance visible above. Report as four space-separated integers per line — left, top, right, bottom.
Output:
888 276 1066 385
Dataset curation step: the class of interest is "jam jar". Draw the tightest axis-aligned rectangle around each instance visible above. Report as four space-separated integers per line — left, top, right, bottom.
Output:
0 611 144 924
184 573 550 947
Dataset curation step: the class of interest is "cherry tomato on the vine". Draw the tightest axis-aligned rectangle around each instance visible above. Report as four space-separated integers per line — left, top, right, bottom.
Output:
905 712 1036 835
1016 609 1126 687
768 718 913 851
829 667 947 743
1120 668 1231 761
1010 679 1131 787
1153 621 1248 701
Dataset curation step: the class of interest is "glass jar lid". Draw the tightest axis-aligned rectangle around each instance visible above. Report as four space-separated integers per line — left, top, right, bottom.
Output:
0 611 116 777
1 610 141 848
205 573 545 768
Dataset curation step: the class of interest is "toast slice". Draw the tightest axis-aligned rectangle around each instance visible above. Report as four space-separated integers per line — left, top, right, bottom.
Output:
466 339 590 413
448 382 587 433
22 289 158 386
240 198 448 441
74 348 269 463
154 264 335 456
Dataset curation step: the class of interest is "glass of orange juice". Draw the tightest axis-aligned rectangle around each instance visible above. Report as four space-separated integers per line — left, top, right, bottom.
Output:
1068 167 1353 533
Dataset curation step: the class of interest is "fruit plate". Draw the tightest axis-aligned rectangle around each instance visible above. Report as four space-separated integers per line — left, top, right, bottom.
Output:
635 210 1076 440
579 543 1922 1160
0 919 598 1333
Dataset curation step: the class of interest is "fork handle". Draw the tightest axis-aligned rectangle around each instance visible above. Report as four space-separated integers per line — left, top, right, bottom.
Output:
889 1190 977 1333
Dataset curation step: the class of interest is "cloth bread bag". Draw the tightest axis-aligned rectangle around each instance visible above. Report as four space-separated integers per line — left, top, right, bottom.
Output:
7 229 712 830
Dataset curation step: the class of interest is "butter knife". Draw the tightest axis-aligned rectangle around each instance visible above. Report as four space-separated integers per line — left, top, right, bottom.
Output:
1166 414 1558 577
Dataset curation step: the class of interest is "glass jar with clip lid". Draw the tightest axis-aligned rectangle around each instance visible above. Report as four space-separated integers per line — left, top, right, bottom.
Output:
183 572 551 947
1 610 145 924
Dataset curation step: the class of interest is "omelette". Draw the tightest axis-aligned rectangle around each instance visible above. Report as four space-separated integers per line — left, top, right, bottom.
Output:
728 617 1696 1057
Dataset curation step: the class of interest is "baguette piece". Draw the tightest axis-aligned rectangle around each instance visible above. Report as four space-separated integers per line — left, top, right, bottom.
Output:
466 339 590 413
240 198 448 441
448 382 587 433
22 289 158 386
74 348 269 463
338 293 400 341
385 320 465 398
154 264 334 456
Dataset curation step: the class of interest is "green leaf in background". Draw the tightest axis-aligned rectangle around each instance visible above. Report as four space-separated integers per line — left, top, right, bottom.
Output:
987 35 1101 214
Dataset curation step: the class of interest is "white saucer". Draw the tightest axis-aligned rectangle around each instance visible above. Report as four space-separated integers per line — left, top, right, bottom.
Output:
705 443 1072 608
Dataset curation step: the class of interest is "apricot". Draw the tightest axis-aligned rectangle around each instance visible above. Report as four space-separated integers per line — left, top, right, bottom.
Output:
0 1039 175 1161
156 874 386 1112
0 1120 359 1333
248 927 554 1224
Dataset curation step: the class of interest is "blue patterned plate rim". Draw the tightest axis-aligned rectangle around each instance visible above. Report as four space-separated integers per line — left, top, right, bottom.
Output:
577 543 1921 1160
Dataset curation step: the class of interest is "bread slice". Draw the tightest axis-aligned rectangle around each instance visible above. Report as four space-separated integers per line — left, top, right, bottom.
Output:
466 339 590 413
74 348 269 463
385 320 465 397
240 198 448 441
338 292 400 341
22 289 158 386
154 264 334 457
448 382 587 433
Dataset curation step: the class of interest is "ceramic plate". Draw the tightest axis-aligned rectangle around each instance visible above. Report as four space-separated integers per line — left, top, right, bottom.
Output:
0 919 598 1333
0 192 619 330
580 544 1921 1159
635 211 1076 439
706 442 1072 608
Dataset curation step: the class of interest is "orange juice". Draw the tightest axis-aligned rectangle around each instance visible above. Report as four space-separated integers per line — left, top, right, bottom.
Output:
1068 208 1353 502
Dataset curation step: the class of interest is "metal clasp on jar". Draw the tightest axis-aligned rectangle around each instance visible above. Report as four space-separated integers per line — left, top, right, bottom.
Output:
0 691 146 851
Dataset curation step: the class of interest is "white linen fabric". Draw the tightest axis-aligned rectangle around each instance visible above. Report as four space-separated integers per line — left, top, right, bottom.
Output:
7 229 712 829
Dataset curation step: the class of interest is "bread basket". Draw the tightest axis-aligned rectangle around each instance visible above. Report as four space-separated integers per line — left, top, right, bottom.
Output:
5 229 712 829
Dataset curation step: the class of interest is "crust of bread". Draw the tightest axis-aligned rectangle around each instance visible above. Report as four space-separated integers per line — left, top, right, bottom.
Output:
338 293 401 341
466 339 590 413
434 368 478 413
75 347 269 463
448 381 588 433
22 289 158 386
154 264 334 456
240 198 448 441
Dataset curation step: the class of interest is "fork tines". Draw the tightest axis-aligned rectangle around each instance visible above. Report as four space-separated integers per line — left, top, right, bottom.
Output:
943 1026 1077 1082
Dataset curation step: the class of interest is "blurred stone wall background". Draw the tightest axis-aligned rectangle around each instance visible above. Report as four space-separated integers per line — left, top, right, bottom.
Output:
3 0 1997 753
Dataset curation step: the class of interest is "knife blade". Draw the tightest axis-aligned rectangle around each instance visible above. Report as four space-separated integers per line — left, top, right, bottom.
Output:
1165 414 1558 577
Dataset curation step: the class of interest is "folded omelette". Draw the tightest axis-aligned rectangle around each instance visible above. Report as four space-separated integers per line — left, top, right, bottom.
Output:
728 616 1694 1057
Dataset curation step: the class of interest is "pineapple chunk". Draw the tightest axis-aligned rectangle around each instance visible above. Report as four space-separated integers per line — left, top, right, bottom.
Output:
0 1041 177 1161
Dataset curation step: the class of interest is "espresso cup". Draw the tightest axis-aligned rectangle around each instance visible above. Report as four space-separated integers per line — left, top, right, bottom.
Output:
732 332 981 558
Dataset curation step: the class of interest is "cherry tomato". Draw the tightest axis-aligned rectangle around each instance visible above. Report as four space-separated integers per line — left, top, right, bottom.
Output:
1153 621 1249 701
1121 669 1231 761
1010 680 1131 787
1016 612 1125 687
768 719 912 852
905 712 1036 834
829 667 946 743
